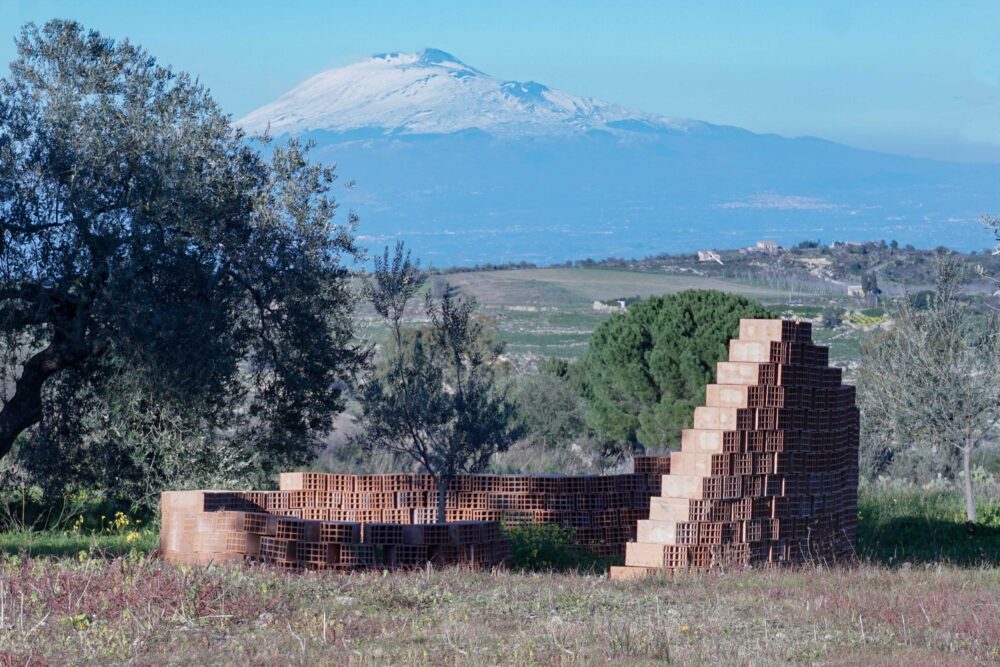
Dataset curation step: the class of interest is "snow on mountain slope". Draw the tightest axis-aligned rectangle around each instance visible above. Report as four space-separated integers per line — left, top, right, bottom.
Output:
237 48 701 137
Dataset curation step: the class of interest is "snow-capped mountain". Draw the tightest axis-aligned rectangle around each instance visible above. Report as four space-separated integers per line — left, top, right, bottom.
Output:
238 50 1000 266
238 48 699 137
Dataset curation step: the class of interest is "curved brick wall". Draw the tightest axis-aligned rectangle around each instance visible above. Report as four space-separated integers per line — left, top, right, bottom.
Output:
159 458 672 567
160 490 509 570
276 459 671 559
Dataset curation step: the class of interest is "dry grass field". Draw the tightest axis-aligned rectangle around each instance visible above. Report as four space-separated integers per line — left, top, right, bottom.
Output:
355 267 851 360
0 491 997 666
0 490 996 667
0 557 995 666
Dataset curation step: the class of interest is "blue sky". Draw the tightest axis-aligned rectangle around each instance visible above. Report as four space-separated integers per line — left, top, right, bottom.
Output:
3 0 1000 162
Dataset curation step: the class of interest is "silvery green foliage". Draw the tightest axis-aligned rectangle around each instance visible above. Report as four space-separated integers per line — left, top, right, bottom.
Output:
859 259 1000 521
0 21 365 501
510 372 588 451
357 244 522 521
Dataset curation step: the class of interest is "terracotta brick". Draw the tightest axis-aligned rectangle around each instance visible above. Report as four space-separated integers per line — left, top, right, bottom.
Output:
660 474 707 499
636 519 679 543
667 452 717 476
693 406 740 430
680 428 728 453
647 497 690 521
625 542 670 567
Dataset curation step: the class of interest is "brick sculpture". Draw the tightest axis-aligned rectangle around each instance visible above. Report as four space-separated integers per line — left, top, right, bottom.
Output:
160 490 509 570
610 319 859 579
159 318 859 576
159 461 672 569
276 464 670 559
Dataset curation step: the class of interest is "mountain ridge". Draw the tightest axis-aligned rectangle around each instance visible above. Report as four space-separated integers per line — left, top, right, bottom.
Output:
237 48 703 138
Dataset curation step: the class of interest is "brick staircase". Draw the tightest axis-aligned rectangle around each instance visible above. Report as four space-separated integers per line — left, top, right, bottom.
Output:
610 319 859 580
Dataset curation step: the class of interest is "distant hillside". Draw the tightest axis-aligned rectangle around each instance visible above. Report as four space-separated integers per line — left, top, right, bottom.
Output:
583 240 1000 293
432 240 1000 293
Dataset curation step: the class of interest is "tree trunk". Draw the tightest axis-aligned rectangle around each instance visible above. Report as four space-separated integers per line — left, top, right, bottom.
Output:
436 477 449 525
0 338 90 460
962 445 977 523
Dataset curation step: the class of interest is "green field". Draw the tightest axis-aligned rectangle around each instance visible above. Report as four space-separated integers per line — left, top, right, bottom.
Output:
443 267 809 304
358 267 863 362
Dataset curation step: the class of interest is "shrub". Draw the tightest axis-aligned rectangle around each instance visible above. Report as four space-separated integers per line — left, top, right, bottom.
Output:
503 523 612 572
821 307 844 328
845 313 886 326
0 487 152 534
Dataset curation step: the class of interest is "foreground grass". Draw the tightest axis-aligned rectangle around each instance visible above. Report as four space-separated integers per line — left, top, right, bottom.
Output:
0 557 995 666
0 489 997 664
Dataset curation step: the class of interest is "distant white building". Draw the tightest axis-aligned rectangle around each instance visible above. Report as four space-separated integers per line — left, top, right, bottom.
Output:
592 300 628 313
755 240 779 253
698 250 724 264
847 285 865 298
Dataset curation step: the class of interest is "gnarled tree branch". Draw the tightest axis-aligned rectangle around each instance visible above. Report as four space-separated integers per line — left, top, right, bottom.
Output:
0 335 93 458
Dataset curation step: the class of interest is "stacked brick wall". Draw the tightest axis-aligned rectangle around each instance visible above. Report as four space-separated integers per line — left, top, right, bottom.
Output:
160 491 508 570
611 319 859 579
277 462 669 559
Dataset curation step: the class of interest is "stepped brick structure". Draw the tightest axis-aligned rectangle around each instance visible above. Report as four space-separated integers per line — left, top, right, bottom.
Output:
611 319 859 580
159 317 860 576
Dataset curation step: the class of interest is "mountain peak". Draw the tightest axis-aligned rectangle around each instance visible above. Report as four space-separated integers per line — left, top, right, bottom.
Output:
415 48 465 67
237 51 698 138
369 48 476 71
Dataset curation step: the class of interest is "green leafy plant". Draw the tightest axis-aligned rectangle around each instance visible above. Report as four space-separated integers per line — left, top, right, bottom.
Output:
357 243 523 522
503 523 612 572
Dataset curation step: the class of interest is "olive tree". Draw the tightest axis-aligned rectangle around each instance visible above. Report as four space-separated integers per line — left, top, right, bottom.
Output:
0 21 365 497
859 260 1000 521
357 244 521 522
